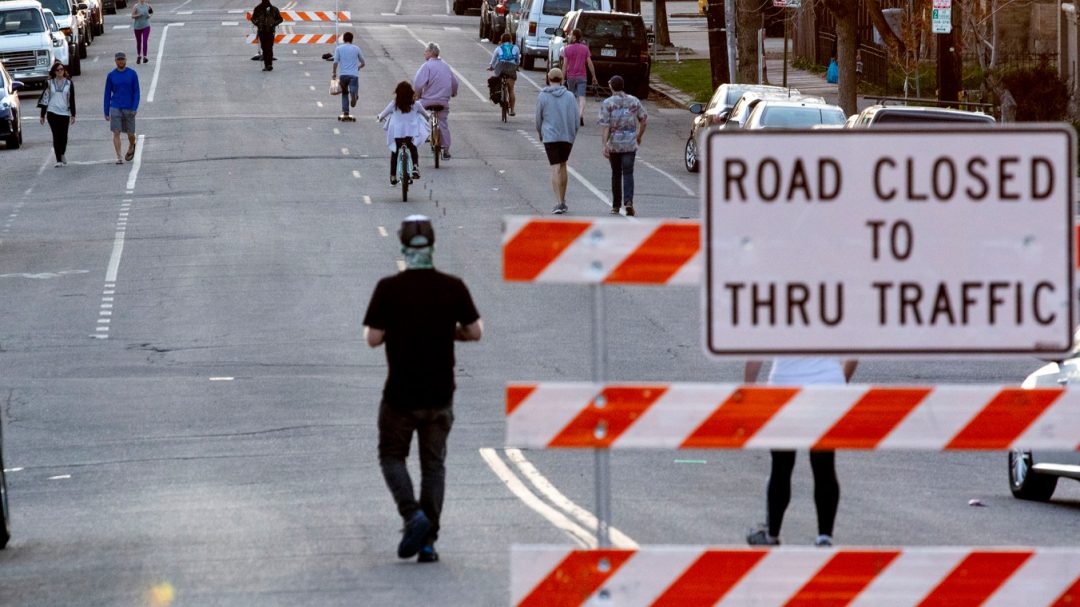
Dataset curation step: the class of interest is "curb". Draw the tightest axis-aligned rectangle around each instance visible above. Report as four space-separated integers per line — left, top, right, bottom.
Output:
648 77 695 108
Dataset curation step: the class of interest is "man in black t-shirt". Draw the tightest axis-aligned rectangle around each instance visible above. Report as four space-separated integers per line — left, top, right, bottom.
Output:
363 215 482 563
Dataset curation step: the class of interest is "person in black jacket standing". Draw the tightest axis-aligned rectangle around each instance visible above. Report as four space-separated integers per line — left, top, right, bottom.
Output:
363 215 483 564
251 0 282 71
38 62 76 167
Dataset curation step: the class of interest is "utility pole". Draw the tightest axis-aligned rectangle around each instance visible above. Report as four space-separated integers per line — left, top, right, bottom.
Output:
934 0 960 105
705 0 730 88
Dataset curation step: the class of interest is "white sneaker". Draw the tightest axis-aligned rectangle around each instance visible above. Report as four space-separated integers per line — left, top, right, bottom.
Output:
55 161 63 167
814 535 833 547
61 155 67 166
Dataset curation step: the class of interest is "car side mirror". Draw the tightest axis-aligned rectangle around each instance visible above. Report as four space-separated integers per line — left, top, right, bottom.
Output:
689 103 703 114
77 3 88 10
12 81 24 91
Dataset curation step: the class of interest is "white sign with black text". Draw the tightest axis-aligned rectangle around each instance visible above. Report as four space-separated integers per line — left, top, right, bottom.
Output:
703 126 1075 356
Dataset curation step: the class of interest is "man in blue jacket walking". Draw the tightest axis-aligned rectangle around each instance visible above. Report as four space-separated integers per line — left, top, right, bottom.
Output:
103 51 140 165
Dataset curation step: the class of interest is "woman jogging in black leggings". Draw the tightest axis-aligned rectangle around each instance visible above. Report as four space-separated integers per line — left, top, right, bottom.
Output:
744 357 858 547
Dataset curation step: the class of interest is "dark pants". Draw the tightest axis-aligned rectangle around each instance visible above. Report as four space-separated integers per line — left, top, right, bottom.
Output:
378 401 454 543
390 138 418 176
46 112 69 161
766 450 839 537
259 31 274 68
609 150 636 208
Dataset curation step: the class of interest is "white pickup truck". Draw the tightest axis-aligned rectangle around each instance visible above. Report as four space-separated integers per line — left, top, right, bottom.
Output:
0 0 70 85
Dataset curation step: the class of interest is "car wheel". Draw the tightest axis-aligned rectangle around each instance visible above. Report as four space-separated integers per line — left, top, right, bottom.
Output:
1009 449 1058 501
69 46 82 76
78 37 87 59
453 0 464 15
5 113 21 150
634 79 650 100
116 0 126 7
95 19 104 36
522 52 534 71
684 136 699 173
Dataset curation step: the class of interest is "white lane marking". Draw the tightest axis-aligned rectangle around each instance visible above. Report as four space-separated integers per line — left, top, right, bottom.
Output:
48 475 71 480
0 270 89 280
172 0 193 12
105 227 126 284
227 9 244 13
479 448 594 547
125 134 145 190
148 23 184 103
445 0 450 13
309 85 316 91
316 101 324 108
305 71 311 77
403 26 486 103
641 159 695 196
36 149 53 175
352 170 361 179
209 377 234 381
566 166 614 209
333 127 340 135
396 260 406 271
4 467 23 472
221 21 239 26
505 449 638 548
113 24 129 29
377 226 388 237
362 195 371 204
341 147 349 155
177 10 192 15
444 26 460 31
394 0 403 14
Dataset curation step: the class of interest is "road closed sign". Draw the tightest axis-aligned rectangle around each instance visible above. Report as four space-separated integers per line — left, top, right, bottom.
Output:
702 126 1076 356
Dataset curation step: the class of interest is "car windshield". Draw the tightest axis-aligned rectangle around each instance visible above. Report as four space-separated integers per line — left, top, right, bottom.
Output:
0 8 46 34
760 106 847 128
37 0 71 16
582 18 637 39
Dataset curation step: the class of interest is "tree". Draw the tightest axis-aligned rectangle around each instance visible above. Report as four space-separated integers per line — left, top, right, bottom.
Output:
820 0 858 114
654 0 672 47
735 0 763 83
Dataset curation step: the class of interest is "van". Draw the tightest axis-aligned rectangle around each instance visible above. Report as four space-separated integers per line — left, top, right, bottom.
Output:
0 0 85 74
0 0 69 84
509 0 610 71
548 10 650 98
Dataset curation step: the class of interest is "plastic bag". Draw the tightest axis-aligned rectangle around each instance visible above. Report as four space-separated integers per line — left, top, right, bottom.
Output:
329 78 341 96
826 59 839 84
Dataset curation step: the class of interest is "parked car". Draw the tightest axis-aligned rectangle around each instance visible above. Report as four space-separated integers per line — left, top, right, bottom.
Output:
546 10 649 98
85 0 102 36
1 0 84 73
508 0 609 71
0 0 70 84
684 84 798 172
101 0 115 14
848 104 996 127
480 0 519 43
1011 334 1080 501
721 90 808 131
743 99 847 130
452 0 482 14
41 7 69 67
0 59 24 149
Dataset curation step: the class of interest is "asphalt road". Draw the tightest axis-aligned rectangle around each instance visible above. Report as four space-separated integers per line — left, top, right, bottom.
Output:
1 1 1078 605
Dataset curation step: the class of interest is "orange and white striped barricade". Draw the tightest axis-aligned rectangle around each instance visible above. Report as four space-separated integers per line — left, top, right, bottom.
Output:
511 546 1080 606
245 33 338 44
245 10 350 21
505 382 1080 450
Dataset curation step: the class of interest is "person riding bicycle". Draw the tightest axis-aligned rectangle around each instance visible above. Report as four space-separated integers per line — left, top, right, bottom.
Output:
487 33 520 116
377 81 430 186
413 42 458 160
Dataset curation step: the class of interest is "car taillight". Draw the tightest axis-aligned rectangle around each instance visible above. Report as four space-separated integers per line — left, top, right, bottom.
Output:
528 21 536 36
640 48 650 62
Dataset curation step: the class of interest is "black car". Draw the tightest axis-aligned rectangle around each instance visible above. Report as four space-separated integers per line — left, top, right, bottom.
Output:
548 10 649 98
453 0 482 14
480 0 519 43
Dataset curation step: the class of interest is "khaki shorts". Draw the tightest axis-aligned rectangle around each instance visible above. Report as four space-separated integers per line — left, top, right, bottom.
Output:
109 107 136 133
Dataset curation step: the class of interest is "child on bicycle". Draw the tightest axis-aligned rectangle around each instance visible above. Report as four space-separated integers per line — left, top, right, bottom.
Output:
487 33 520 116
377 81 430 185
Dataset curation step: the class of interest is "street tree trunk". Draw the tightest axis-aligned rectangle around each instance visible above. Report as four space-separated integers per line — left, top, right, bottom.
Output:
655 0 672 47
822 0 858 115
735 0 761 83
705 0 730 88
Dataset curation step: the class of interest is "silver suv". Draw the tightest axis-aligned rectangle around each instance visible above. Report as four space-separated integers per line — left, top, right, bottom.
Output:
0 0 68 83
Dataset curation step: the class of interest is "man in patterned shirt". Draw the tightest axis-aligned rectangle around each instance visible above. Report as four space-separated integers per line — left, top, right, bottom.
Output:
598 75 648 217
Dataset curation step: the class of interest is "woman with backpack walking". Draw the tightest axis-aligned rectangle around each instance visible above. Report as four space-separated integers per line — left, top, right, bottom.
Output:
487 33 520 116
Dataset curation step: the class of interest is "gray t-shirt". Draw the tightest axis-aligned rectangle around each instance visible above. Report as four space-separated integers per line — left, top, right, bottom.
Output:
132 3 151 29
333 43 364 78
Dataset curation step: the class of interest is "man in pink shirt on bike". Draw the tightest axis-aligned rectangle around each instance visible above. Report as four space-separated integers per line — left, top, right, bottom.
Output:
413 42 459 160
559 29 597 126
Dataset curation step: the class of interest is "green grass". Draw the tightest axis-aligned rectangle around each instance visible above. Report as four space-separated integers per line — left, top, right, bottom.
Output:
652 59 714 103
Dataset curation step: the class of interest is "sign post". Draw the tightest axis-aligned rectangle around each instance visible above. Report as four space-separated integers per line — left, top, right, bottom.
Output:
702 127 1076 357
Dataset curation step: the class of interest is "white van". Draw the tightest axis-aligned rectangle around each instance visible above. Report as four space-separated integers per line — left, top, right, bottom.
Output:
0 0 68 85
510 0 610 71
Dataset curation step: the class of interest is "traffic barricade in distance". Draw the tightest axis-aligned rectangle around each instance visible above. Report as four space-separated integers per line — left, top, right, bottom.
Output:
246 34 338 44
246 10 350 21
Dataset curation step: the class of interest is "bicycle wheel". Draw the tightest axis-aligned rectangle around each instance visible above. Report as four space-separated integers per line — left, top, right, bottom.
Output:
1 418 10 550
501 81 509 123
399 147 409 202
431 117 441 169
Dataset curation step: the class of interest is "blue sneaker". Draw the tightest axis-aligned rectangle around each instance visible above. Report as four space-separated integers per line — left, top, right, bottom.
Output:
397 511 431 559
417 544 439 563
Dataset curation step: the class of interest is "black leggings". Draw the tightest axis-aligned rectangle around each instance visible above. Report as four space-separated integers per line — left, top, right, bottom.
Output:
390 138 418 175
46 112 70 161
766 450 839 537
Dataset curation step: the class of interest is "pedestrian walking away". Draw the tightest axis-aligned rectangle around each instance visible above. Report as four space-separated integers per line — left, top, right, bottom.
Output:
39 62 76 167
559 28 597 126
744 357 858 548
598 75 647 217
534 67 578 215
413 42 458 159
130 0 152 64
363 215 483 564
332 31 365 121
103 52 140 165
251 0 283 71
377 81 430 185
486 33 519 116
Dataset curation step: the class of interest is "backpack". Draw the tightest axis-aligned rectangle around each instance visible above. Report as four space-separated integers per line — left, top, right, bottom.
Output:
498 43 516 64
